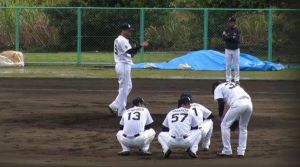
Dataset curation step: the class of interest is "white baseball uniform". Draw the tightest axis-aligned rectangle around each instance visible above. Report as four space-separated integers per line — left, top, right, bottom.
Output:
158 107 202 154
190 103 213 150
214 82 252 156
116 106 156 152
225 48 240 82
109 35 133 116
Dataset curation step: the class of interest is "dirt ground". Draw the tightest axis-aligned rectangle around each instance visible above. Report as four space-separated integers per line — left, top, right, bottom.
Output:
0 78 299 167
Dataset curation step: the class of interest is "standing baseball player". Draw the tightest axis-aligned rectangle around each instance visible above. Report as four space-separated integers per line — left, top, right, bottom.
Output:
116 97 156 156
180 94 214 151
158 96 202 159
212 81 253 157
222 17 241 85
108 23 149 116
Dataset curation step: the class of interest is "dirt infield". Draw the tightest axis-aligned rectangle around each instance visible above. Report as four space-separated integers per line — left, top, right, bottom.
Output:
0 78 299 167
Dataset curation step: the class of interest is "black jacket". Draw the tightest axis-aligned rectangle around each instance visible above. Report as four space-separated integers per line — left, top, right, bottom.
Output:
222 27 241 50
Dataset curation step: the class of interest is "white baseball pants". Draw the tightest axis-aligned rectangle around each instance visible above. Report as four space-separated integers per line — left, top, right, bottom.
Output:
200 119 213 150
158 129 202 154
225 48 240 82
116 129 156 152
220 98 253 156
110 63 132 116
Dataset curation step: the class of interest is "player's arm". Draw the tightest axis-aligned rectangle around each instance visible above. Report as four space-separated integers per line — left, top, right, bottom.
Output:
145 110 154 130
119 116 125 130
222 30 231 41
125 41 149 57
190 115 199 130
162 115 169 132
231 28 241 43
216 98 225 117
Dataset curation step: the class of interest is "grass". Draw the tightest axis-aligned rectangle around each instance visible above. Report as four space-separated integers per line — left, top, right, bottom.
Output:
25 52 183 64
0 66 299 80
1 51 298 80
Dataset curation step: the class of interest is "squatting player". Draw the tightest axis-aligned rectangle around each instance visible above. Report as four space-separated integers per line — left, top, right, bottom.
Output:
158 96 202 159
222 17 241 85
108 23 149 116
180 93 214 151
116 97 156 155
212 81 253 157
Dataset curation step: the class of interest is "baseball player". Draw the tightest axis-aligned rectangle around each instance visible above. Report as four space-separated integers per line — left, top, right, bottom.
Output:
212 81 253 157
108 23 149 116
116 97 156 156
180 93 214 151
158 96 202 159
222 17 241 85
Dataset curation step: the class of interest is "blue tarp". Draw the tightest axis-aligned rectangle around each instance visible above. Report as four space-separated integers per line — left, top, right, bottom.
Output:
132 50 286 71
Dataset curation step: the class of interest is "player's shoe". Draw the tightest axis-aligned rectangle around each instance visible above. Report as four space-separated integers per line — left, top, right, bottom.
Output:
141 151 152 156
107 105 117 116
203 148 209 152
163 149 172 159
235 81 240 86
118 150 130 156
186 148 198 158
237 154 245 158
216 152 233 157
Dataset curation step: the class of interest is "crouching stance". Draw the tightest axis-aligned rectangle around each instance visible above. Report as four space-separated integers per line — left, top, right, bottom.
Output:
158 96 202 159
180 94 214 151
116 97 156 155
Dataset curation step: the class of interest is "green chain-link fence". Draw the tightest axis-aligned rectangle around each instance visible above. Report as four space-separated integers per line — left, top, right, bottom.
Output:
0 7 299 65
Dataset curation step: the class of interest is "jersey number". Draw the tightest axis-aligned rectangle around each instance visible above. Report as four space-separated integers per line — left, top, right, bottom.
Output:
192 108 198 116
114 44 118 55
171 113 188 123
128 112 140 120
226 82 236 89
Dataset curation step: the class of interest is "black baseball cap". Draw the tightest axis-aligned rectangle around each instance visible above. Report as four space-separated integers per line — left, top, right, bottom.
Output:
121 23 134 31
228 16 236 22
180 93 192 102
132 97 144 106
178 96 191 107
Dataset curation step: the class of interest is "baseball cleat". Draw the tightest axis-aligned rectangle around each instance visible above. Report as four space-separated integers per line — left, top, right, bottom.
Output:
118 151 130 156
203 148 209 152
216 152 233 157
107 105 117 116
141 151 152 156
235 81 240 85
186 148 198 158
163 149 172 159
237 154 245 158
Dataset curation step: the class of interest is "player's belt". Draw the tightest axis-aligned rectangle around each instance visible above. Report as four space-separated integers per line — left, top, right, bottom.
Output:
123 134 140 138
171 135 188 139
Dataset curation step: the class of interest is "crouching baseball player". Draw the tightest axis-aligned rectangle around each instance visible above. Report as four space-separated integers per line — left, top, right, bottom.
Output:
212 81 252 157
180 94 214 151
116 97 156 156
158 96 202 159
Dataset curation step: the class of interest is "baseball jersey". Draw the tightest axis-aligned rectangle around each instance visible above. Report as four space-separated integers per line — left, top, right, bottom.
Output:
214 82 251 106
189 103 212 128
120 106 153 136
114 35 133 64
162 107 198 138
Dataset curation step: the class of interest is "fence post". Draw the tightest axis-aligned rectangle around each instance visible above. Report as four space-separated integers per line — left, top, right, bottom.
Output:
203 8 208 50
267 9 273 61
76 7 82 65
139 8 145 63
15 7 20 51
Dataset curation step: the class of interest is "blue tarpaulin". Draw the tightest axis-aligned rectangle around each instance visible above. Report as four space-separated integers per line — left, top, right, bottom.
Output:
132 50 286 71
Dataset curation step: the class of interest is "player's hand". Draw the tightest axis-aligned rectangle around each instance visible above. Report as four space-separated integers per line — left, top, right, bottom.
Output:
141 41 149 48
222 31 227 36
